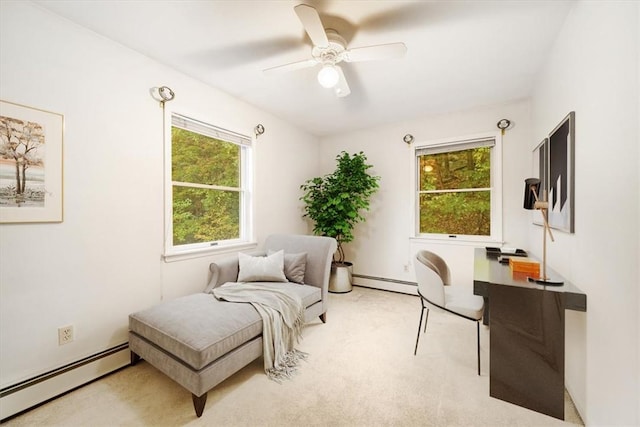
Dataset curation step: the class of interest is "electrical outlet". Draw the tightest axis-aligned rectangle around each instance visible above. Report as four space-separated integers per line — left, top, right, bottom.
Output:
58 325 74 345
403 264 410 273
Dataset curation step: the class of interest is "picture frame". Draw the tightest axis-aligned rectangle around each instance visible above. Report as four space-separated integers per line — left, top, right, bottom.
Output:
532 112 575 233
0 100 64 223
548 111 575 233
532 138 548 227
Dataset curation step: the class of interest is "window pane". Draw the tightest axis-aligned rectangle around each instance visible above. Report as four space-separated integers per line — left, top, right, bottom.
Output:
172 186 240 245
419 147 490 191
419 191 490 235
171 127 240 187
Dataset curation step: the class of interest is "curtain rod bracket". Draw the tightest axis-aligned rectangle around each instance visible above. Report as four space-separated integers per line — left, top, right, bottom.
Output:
254 124 265 138
150 86 175 108
497 119 512 135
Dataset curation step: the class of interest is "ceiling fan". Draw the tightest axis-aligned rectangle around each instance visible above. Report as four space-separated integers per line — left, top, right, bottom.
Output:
263 4 407 98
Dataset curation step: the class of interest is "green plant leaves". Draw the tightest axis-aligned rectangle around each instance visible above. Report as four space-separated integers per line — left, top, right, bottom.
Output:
300 151 380 262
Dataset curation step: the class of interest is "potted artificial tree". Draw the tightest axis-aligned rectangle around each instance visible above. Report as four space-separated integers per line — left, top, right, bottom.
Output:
300 151 380 293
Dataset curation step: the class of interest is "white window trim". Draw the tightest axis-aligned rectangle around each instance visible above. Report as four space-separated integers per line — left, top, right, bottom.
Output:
409 131 503 244
163 241 258 263
162 107 256 261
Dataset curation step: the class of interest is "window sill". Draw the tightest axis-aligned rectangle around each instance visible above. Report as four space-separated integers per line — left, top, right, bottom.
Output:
163 241 258 263
409 236 503 246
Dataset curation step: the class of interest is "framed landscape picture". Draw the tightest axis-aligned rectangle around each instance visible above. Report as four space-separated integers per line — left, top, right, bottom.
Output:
532 112 575 233
0 100 64 223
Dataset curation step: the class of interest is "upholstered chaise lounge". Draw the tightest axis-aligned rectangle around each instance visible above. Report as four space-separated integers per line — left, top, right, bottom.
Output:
128 234 336 417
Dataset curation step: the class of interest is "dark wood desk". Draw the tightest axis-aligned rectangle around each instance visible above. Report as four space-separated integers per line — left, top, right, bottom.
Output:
473 248 587 420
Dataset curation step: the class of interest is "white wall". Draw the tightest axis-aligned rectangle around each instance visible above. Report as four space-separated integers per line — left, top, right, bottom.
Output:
529 1 639 425
2 1 638 424
0 1 319 417
319 100 532 289
319 2 640 424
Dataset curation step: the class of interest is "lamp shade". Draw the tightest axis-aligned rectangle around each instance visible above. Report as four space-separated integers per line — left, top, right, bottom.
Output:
523 178 541 210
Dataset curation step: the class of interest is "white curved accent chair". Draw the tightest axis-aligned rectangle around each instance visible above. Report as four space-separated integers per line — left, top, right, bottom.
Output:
413 250 485 375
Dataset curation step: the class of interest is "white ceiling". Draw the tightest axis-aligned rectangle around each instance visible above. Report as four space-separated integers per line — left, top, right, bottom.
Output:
34 0 573 137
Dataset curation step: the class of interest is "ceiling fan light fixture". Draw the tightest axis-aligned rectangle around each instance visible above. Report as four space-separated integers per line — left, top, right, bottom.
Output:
317 64 339 88
264 5 406 98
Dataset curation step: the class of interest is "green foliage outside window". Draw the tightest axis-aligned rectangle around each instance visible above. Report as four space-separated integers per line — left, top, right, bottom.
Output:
171 127 241 245
418 146 491 236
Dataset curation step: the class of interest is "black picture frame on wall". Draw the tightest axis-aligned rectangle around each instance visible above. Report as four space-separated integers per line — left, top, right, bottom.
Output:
532 138 548 227
533 112 575 233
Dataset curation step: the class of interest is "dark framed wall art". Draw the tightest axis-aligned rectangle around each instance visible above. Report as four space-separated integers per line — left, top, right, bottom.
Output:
532 111 575 233
532 138 548 227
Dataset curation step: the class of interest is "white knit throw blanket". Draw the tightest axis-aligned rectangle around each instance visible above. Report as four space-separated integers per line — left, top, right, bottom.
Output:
212 283 307 381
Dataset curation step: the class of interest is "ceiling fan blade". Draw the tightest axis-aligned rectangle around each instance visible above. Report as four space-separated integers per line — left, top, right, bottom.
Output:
343 42 407 63
294 4 329 48
334 66 351 98
263 58 318 75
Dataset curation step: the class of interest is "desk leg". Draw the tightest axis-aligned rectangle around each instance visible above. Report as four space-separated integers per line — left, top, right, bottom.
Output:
489 285 565 420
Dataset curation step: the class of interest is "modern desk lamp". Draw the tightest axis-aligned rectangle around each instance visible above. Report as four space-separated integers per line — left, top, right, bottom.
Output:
523 178 564 285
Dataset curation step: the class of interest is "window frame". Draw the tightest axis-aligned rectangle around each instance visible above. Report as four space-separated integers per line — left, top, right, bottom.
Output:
163 109 255 261
410 131 503 244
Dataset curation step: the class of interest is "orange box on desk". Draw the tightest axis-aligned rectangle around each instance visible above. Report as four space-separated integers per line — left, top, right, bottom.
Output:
509 257 540 277
511 270 540 280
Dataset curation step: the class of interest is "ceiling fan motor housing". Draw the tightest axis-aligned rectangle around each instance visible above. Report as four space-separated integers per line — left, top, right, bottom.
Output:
312 29 347 65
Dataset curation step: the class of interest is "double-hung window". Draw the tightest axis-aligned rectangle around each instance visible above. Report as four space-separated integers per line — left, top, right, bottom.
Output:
165 113 253 257
414 132 502 242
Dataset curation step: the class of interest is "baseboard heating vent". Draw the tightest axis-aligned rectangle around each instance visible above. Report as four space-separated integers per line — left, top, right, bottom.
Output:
0 343 129 421
352 274 418 295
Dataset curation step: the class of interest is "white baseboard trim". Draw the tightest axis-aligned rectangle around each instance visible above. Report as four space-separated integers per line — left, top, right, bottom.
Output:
352 274 418 296
564 383 586 425
0 343 129 421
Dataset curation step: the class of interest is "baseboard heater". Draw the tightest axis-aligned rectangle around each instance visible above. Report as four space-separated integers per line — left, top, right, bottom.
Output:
352 273 418 295
0 342 130 421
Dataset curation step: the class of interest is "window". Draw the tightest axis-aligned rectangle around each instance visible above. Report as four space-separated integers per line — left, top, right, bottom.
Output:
165 113 253 256
414 133 502 241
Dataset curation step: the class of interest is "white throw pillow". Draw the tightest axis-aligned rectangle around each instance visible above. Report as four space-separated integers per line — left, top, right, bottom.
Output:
237 250 287 282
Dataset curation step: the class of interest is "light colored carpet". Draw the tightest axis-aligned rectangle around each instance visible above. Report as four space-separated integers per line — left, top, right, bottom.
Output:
4 286 583 426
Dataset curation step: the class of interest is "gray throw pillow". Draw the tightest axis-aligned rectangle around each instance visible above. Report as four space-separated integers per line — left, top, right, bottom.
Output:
268 250 307 284
237 250 287 282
